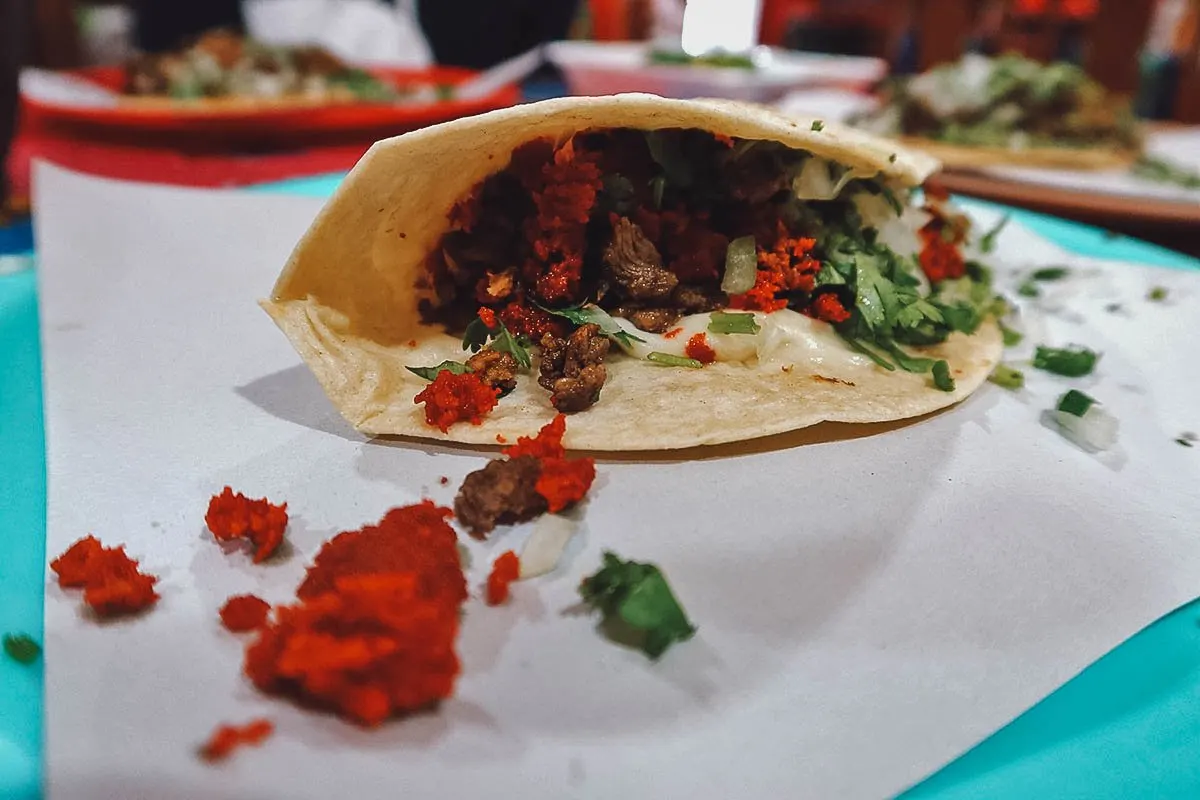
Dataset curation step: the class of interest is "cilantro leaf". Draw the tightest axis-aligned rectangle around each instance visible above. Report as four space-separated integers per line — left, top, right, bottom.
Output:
3 633 40 665
491 327 533 369
979 214 1010 254
579 552 696 660
988 363 1025 389
538 303 647 350
1032 345 1100 377
811 120 825 131
847 338 896 371
707 311 760 335
932 359 955 392
881 340 935 374
462 314 532 369
1057 389 1095 418
406 361 471 381
1147 286 1169 302
1017 280 1040 298
1031 266 1070 281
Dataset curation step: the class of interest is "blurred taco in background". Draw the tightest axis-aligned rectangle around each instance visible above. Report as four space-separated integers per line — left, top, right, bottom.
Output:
853 53 1142 170
264 94 1003 450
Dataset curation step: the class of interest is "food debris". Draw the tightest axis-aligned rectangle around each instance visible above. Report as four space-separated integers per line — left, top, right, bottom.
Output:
684 333 716 365
414 370 500 432
205 487 289 563
579 551 696 660
199 719 274 762
220 594 271 633
439 476 450 486
1176 432 1197 448
3 634 41 665
486 551 520 606
455 415 596 537
1147 286 1169 302
50 536 159 617
246 503 467 726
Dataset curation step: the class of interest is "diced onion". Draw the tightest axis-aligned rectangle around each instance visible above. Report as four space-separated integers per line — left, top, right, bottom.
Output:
1051 404 1118 453
721 236 759 295
519 515 577 579
792 157 872 201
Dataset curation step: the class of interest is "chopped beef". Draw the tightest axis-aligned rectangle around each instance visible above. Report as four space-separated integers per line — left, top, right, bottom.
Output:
610 306 682 333
603 217 678 301
466 348 518 395
671 284 727 313
454 456 547 538
538 324 610 413
477 269 517 304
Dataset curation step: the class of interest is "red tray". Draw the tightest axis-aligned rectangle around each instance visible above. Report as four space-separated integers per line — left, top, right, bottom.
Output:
21 65 521 147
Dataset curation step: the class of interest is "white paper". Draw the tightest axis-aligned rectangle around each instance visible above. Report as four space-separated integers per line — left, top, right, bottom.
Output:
35 163 1200 800
244 0 432 67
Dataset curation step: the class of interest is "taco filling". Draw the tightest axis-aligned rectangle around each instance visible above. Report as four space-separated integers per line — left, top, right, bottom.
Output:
414 126 1000 420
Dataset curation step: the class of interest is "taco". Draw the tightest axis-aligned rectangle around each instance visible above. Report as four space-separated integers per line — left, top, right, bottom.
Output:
852 53 1142 171
263 94 1003 450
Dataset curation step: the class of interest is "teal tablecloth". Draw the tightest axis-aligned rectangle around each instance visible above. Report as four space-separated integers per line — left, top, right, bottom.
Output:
3 177 1200 799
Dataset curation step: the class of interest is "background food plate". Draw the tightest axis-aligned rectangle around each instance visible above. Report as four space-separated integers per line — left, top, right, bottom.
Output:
777 89 1200 230
19 66 522 145
547 41 886 102
17 164 1200 799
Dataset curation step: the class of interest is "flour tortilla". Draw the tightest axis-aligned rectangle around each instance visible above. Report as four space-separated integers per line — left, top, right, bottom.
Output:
897 136 1141 172
263 93 1001 451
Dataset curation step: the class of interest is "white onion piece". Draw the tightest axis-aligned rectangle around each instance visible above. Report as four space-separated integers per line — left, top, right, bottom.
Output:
1052 406 1119 453
792 157 874 201
519 515 577 579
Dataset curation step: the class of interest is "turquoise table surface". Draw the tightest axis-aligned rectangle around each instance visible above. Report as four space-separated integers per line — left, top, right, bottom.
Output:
3 177 1200 799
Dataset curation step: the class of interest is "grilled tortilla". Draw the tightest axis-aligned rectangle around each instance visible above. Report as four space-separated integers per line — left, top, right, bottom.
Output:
263 94 1002 450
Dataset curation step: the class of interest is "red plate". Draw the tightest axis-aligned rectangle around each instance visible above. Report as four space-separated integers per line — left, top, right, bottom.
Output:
20 65 522 147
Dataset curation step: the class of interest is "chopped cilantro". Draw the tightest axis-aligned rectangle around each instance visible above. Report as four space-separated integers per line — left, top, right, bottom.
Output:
1177 436 1195 448
538 303 646 350
880 186 904 216
647 352 704 369
579 552 696 660
932 359 955 392
979 214 1010 254
889 153 897 163
1032 345 1099 377
988 363 1025 389
1031 266 1070 281
1147 286 1169 302
462 314 532 369
3 633 40 665
1016 280 1040 298
881 340 935 373
708 311 760 335
1057 389 1095 418
811 120 825 131
406 361 471 381
999 321 1023 347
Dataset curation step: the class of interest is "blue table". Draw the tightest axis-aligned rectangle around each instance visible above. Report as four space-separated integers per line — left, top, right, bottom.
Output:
3 178 1200 799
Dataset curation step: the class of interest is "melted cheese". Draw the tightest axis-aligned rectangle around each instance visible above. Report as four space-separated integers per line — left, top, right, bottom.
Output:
611 309 872 371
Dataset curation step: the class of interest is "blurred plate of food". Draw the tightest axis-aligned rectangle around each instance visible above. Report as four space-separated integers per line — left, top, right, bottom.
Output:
850 53 1142 171
777 56 1200 225
546 40 886 102
20 30 521 144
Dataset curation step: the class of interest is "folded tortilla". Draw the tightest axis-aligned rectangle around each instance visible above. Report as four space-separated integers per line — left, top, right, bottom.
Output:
263 94 1001 450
